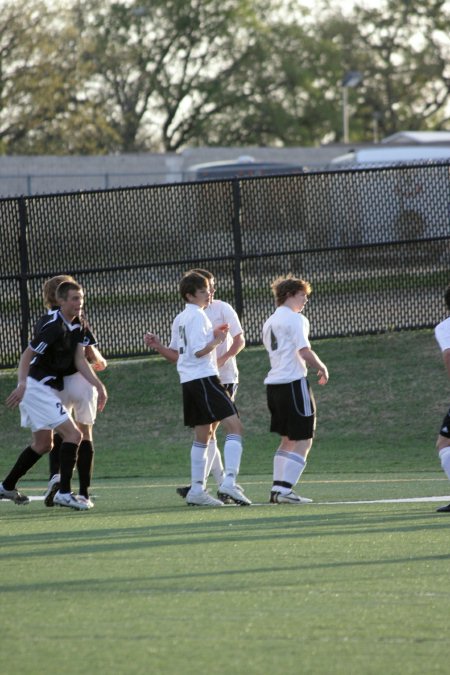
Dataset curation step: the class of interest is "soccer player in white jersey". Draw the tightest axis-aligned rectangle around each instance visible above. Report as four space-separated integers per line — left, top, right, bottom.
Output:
148 271 250 506
262 275 329 504
433 285 450 513
144 269 246 503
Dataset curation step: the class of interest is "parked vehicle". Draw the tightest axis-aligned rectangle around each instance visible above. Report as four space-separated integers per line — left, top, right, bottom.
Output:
185 155 304 181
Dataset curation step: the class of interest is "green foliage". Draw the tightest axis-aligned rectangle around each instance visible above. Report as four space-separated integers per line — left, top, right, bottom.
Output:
1 0 449 152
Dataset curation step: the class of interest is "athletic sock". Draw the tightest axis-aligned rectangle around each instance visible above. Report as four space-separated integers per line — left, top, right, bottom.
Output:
208 440 225 485
59 442 79 494
77 440 94 498
2 446 41 490
272 448 290 487
222 434 242 486
281 452 306 492
190 441 208 492
439 446 450 480
49 433 62 479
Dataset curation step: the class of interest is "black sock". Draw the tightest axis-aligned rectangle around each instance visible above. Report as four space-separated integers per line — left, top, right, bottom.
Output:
3 446 41 490
77 440 94 498
59 442 79 493
49 433 62 479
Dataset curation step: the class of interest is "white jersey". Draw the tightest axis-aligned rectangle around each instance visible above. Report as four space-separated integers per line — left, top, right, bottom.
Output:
435 316 450 352
205 299 243 384
171 303 218 384
262 305 311 384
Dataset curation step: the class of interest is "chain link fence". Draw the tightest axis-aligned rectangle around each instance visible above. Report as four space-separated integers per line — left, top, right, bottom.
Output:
1 163 449 369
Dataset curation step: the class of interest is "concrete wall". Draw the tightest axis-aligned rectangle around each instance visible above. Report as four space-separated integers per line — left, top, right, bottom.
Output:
0 145 349 197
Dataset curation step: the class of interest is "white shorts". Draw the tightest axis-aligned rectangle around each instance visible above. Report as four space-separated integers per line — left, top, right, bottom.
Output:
59 372 98 425
19 377 70 432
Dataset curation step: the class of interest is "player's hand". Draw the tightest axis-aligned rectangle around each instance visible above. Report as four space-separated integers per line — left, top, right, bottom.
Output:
92 357 108 371
144 331 161 349
317 368 329 385
6 382 26 408
96 383 108 412
213 324 229 344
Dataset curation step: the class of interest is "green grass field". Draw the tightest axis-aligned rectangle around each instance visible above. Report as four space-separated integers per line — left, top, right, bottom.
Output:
1 330 450 674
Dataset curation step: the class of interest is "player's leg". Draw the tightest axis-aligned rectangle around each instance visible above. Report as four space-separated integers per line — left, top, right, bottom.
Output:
186 423 223 507
0 429 52 505
76 423 94 505
217 413 251 505
436 428 450 512
267 379 315 504
206 420 225 486
270 437 313 504
52 417 88 510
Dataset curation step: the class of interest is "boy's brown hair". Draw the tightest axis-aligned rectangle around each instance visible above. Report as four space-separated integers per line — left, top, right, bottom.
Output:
55 280 82 303
179 272 208 302
271 275 311 306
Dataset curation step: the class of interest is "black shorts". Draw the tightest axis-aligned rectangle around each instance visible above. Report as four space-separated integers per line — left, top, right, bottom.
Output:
182 376 239 428
266 378 316 441
439 408 450 438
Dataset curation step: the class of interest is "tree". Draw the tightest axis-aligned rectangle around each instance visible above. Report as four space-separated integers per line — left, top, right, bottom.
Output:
315 0 450 141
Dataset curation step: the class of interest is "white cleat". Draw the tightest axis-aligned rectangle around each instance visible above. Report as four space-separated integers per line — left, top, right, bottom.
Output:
53 491 89 511
270 490 312 504
218 483 252 506
76 495 95 509
186 489 224 507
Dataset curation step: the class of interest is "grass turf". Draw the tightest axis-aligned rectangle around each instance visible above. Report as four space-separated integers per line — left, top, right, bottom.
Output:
1 329 450 673
1 474 450 675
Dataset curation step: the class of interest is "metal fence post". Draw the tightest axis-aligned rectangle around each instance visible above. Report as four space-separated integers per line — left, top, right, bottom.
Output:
17 197 30 352
231 180 244 318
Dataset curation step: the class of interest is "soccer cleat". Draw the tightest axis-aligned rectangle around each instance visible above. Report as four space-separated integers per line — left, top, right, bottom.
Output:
0 484 30 505
176 485 191 499
217 490 234 505
186 489 224 507
44 474 61 507
436 503 450 513
76 495 95 509
270 490 313 504
53 491 89 511
217 483 252 506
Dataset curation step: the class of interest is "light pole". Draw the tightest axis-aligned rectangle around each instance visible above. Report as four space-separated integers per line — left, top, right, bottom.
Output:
341 71 363 144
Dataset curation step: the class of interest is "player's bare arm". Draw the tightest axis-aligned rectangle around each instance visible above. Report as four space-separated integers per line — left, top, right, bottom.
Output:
217 332 245 369
144 332 178 363
299 346 329 385
5 346 34 408
74 345 108 411
85 344 108 371
195 325 228 358
443 349 450 380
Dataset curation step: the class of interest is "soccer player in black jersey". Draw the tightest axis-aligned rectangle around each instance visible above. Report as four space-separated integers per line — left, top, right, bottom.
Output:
1 281 107 511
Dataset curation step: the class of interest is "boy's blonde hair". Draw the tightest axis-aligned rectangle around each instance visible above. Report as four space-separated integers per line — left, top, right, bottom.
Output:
42 275 76 309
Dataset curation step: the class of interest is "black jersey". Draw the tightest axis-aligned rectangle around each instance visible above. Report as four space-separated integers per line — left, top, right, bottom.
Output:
29 310 84 390
33 309 98 378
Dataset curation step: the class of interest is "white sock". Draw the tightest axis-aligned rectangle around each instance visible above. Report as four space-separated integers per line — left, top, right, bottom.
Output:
222 434 242 486
439 446 450 480
208 439 225 485
273 448 290 483
280 452 306 494
190 441 208 492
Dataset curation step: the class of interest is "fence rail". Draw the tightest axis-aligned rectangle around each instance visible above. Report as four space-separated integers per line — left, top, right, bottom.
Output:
1 162 449 369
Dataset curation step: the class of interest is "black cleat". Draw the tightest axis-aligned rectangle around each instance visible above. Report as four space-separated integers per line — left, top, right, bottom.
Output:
176 485 191 499
436 503 450 513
